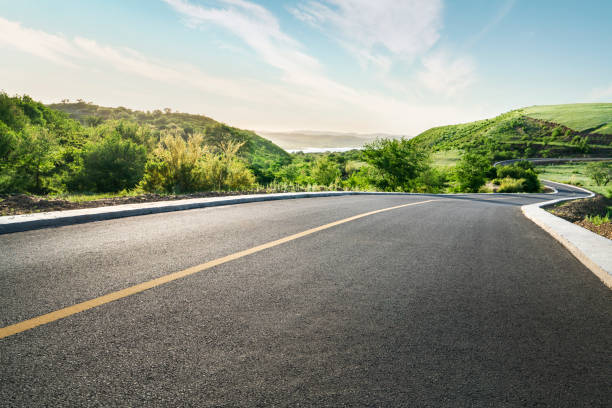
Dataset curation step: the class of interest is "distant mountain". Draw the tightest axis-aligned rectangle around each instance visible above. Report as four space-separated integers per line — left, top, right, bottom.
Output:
257 130 406 150
411 103 612 159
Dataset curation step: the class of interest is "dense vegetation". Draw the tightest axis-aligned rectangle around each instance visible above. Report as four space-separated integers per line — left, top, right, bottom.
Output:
1 96 607 199
0 94 290 195
50 100 291 184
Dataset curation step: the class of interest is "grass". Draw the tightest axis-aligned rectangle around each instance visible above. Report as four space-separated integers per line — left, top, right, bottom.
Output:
535 161 612 196
431 149 462 168
43 190 148 202
523 103 612 134
585 213 611 226
411 104 612 161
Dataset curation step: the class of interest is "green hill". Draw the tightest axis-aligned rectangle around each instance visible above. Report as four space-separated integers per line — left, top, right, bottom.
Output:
49 101 290 181
411 104 612 161
523 103 612 135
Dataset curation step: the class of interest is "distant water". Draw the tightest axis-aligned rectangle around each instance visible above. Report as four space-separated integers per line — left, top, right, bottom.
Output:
286 147 362 153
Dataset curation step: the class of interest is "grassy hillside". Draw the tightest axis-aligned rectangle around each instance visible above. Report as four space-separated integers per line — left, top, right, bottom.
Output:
49 101 291 181
523 104 612 134
411 104 612 161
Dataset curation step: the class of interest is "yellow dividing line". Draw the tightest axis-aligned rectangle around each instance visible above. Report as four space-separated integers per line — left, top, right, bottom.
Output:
0 199 441 339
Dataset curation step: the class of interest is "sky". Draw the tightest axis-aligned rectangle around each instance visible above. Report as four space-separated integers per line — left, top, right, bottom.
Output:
0 0 611 135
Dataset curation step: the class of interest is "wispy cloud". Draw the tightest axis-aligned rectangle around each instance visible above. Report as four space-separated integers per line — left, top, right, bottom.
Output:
162 0 364 104
290 0 442 67
0 17 79 67
0 16 280 104
588 83 612 100
0 9 487 134
417 51 476 97
163 0 320 76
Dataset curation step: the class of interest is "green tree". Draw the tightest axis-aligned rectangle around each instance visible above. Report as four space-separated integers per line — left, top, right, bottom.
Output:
362 138 430 191
585 162 611 186
75 134 147 192
311 157 341 185
454 153 491 192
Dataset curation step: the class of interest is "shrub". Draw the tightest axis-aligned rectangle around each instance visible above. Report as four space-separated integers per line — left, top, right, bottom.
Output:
342 165 380 190
75 134 147 192
498 177 526 193
454 153 491 192
141 132 254 193
1 126 57 194
496 161 540 192
585 162 611 186
362 137 430 191
311 157 341 185
415 167 448 193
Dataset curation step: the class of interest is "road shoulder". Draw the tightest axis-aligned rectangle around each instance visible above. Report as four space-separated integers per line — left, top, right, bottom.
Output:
522 181 612 288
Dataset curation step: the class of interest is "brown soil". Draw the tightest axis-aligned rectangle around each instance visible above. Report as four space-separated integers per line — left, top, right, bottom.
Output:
575 219 612 240
549 194 611 222
0 191 285 216
548 194 612 240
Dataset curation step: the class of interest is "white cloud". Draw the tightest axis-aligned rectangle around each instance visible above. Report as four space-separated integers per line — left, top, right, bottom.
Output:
0 17 79 67
291 0 442 64
417 52 476 97
0 16 283 105
588 83 612 100
0 12 487 134
163 0 320 76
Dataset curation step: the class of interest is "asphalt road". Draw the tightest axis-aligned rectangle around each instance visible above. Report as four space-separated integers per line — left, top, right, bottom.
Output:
1 185 611 407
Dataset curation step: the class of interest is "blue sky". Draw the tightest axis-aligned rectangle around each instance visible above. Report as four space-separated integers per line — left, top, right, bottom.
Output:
0 0 610 134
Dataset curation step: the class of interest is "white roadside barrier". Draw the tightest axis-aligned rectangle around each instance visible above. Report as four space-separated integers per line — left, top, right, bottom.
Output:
522 180 612 288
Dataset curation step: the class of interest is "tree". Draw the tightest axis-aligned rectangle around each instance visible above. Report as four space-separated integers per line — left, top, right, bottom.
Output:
362 138 430 191
141 133 255 193
585 162 611 186
76 134 147 192
454 153 491 192
311 157 341 186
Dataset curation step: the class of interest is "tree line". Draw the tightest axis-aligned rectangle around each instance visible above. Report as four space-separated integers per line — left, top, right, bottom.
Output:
1 93 543 196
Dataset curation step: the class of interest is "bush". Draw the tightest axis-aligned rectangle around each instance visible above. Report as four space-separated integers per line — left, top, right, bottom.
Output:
362 138 430 191
311 157 341 185
496 161 540 192
342 165 380 190
141 132 254 193
1 126 58 194
415 167 448 193
498 177 526 193
75 134 147 192
585 162 611 186
454 153 491 192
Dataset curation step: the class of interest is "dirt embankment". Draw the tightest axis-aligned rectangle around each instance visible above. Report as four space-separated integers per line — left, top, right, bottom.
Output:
549 195 612 239
0 191 267 216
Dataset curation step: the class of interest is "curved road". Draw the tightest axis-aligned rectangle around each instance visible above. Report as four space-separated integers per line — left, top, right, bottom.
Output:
1 184 611 406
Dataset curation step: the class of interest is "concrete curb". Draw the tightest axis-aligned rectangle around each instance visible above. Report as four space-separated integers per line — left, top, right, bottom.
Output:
0 192 364 234
0 187 566 235
522 180 612 288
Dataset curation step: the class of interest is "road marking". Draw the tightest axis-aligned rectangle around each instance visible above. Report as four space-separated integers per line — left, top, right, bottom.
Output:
0 199 440 339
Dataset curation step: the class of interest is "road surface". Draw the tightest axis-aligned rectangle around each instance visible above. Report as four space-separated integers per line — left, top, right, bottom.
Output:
1 184 611 406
